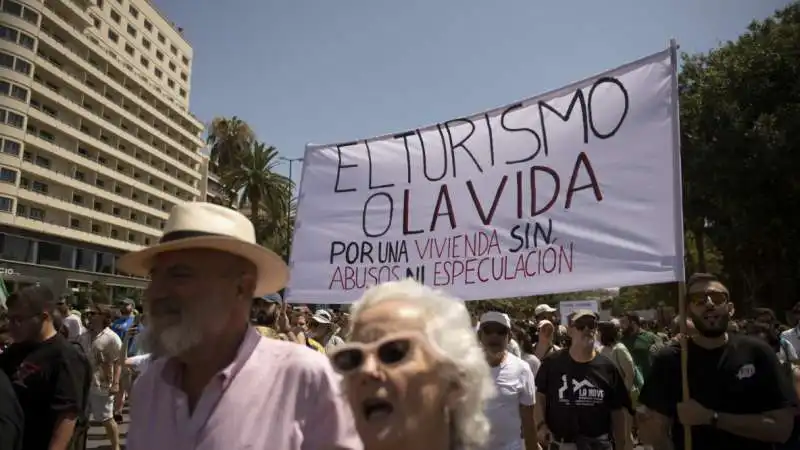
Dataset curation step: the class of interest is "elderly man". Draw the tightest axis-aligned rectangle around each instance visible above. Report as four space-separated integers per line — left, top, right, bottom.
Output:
121 202 362 450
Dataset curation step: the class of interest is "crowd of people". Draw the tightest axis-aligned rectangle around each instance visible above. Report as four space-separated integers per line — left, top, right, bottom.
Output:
0 202 798 450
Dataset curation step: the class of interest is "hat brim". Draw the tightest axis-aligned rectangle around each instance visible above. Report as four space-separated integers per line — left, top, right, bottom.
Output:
311 316 332 325
117 236 289 297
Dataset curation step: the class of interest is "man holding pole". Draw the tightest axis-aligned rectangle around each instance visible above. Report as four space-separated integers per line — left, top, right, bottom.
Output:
637 273 797 450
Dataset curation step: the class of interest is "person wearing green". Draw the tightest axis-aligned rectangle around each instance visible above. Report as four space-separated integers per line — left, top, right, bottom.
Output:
619 312 660 380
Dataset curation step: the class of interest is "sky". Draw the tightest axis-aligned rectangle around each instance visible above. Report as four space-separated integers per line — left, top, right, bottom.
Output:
154 0 793 181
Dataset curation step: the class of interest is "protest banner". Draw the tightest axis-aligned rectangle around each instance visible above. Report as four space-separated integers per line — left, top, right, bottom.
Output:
287 46 684 304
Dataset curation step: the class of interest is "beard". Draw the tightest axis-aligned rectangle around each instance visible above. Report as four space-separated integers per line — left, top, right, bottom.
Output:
688 309 728 338
140 303 206 358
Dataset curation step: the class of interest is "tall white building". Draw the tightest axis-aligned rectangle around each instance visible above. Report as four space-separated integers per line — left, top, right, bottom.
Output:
0 0 206 298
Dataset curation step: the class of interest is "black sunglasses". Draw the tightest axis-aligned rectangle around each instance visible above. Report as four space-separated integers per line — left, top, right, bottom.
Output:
330 336 415 373
573 320 598 331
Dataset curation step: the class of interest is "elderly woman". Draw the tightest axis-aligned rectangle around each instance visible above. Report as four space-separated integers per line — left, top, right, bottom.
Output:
329 279 495 450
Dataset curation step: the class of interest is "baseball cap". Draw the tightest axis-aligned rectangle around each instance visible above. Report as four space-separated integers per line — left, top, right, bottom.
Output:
479 311 511 329
534 304 557 316
259 293 282 304
568 309 599 325
118 298 135 306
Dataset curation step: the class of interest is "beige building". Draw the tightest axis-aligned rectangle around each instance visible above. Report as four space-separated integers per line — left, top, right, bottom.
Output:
0 0 207 298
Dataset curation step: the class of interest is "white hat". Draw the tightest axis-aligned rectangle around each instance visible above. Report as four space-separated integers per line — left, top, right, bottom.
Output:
534 304 557 316
117 202 288 297
479 311 511 329
311 309 333 324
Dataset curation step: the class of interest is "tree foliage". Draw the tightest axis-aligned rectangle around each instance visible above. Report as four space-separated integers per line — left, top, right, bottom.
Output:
680 2 800 315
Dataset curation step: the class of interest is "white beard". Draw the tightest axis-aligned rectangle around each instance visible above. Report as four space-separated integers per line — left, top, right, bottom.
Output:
140 320 204 358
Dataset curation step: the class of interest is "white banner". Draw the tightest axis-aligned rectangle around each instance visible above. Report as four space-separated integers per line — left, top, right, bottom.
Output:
559 300 600 326
288 47 684 304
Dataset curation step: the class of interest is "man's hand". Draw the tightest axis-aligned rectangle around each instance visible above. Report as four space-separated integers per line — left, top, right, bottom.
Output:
677 399 713 426
537 423 552 446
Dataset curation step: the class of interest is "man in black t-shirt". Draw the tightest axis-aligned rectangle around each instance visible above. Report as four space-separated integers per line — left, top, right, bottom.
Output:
535 310 631 449
0 369 23 450
0 286 90 450
638 273 797 450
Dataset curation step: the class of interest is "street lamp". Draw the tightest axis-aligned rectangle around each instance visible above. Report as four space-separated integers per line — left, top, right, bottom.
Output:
279 156 304 234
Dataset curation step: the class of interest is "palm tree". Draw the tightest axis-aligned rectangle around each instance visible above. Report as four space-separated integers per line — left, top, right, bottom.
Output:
206 116 255 172
224 141 293 236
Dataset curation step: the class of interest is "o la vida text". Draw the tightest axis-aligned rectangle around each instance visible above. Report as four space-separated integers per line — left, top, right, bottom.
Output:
326 77 628 291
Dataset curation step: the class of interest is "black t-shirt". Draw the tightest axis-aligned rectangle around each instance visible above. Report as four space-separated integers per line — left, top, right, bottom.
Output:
0 369 23 450
638 335 797 450
535 349 631 441
0 335 90 450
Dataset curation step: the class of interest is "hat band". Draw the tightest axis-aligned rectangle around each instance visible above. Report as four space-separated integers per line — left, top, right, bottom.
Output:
159 230 228 244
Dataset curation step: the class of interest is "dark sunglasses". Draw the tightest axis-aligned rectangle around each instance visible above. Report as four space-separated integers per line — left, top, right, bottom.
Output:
688 290 728 306
329 332 426 374
480 326 509 336
573 320 598 331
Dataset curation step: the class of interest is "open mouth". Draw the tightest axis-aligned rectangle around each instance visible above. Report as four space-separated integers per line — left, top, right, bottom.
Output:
362 398 394 421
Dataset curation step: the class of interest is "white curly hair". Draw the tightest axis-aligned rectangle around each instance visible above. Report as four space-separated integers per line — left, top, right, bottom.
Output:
349 279 495 450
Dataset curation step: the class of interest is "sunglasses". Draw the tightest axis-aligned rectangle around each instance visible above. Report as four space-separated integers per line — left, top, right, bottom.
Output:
688 290 728 306
329 331 428 374
480 325 509 336
572 320 597 331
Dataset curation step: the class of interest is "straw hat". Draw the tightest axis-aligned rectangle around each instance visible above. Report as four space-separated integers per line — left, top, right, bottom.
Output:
117 202 288 296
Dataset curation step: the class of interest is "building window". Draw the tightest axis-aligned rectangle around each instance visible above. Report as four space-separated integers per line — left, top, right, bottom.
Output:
108 30 118 43
125 44 134 55
143 20 152 31
170 45 177 55
179 89 186 98
13 58 31 75
154 68 162 78
180 72 187 82
128 5 138 17
0 108 25 128
15 203 24 215
140 56 149 67
34 156 50 168
127 24 136 37
10 85 28 101
18 33 34 50
70 218 80 228
0 233 33 262
110 9 120 23
21 8 38 25
157 32 165 44
0 196 11 212
0 168 16 183
2 139 21 156
74 171 85 181
72 193 83 204
37 241 73 268
167 79 174 88
91 224 101 233
32 181 47 193
156 50 163 61
92 16 101 28
29 207 43 220
168 61 176 72
182 55 189 65
96 0 104 8
142 38 150 49
0 52 12 69
2 1 22 17
0 26 18 44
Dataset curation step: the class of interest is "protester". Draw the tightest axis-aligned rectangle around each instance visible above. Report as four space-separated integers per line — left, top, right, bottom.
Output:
638 273 797 450
620 312 660 380
532 319 560 360
0 285 91 450
478 311 538 450
78 304 123 450
309 309 345 353
56 296 84 340
781 301 800 357
598 319 638 449
331 279 494 450
252 294 282 339
535 310 631 450
119 202 361 450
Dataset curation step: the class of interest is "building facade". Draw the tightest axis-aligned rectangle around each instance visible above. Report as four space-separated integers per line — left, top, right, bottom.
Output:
0 0 206 298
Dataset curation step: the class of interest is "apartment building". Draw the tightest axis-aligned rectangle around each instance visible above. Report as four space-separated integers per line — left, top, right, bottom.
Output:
0 0 206 298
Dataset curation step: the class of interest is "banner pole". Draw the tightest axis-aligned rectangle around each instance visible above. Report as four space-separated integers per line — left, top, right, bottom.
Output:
669 37 692 450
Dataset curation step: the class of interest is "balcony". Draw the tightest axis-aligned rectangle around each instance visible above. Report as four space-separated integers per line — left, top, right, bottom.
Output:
23 132 170 219
12 213 142 252
37 4 205 146
25 85 198 199
34 34 202 176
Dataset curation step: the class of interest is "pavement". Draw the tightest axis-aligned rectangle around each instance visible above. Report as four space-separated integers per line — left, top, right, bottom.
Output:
85 405 128 450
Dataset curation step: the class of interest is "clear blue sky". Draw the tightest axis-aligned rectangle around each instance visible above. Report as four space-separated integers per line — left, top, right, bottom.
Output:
154 0 792 180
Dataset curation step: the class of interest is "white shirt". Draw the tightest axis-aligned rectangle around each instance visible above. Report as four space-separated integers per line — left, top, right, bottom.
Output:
126 353 152 375
781 327 800 359
508 339 521 357
521 352 542 377
485 353 536 450
63 314 85 340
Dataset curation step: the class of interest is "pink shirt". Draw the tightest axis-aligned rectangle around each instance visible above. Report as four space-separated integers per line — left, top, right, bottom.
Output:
127 327 362 450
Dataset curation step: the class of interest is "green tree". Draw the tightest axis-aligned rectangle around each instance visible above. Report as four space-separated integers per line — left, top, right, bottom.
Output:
90 280 111 305
680 2 800 314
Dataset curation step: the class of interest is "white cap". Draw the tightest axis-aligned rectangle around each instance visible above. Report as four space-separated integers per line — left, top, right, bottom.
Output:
534 304 557 316
479 311 511 329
